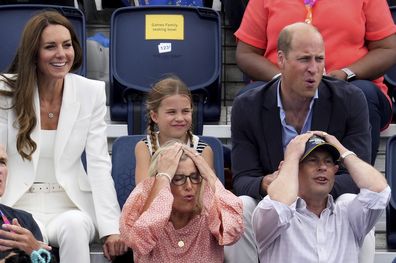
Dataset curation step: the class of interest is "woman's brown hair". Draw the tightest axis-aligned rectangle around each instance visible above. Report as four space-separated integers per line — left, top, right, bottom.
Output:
146 76 194 153
0 10 83 160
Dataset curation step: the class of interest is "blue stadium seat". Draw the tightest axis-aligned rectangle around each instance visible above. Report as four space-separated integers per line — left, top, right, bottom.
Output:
111 135 144 208
0 4 86 75
386 135 396 249
111 135 224 208
109 6 221 135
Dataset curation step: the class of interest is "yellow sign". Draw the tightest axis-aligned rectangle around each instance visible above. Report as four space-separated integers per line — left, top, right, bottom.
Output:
145 15 184 40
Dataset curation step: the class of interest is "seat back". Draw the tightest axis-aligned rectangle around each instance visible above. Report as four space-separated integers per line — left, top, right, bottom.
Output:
111 135 144 209
111 135 224 208
386 135 396 248
0 4 86 75
109 6 221 135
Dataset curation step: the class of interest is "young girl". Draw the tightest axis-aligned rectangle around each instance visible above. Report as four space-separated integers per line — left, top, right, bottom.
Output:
135 76 214 184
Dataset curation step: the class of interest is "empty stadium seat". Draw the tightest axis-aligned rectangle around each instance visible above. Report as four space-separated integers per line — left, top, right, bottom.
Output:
386 135 396 249
109 6 221 135
111 135 224 209
0 4 86 75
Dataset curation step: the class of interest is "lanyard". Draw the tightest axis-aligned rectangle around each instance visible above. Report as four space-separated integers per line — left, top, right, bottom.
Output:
304 0 317 24
0 210 11 225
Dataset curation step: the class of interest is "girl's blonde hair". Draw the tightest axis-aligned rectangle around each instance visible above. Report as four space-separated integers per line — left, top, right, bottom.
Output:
146 76 194 153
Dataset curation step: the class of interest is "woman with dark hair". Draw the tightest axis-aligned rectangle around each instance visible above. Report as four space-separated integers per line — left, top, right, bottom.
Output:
0 10 126 262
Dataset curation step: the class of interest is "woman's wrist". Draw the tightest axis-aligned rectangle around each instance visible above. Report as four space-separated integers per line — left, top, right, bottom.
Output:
156 172 172 182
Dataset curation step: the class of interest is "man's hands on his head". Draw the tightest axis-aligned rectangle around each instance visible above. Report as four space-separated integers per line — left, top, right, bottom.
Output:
266 132 314 204
310 131 348 155
310 130 388 192
284 132 314 162
261 132 313 195
102 234 128 261
0 218 50 255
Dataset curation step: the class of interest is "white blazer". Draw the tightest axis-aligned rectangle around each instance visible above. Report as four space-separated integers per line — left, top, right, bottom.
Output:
0 73 120 238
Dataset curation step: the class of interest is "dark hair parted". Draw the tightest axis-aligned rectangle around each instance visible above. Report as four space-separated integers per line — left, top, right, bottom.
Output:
146 76 193 153
0 10 82 160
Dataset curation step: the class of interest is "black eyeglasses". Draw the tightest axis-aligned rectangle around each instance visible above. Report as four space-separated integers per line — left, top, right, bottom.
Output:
171 174 203 186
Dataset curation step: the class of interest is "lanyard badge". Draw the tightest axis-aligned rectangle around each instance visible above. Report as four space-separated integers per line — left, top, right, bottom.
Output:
0 210 11 225
304 0 317 24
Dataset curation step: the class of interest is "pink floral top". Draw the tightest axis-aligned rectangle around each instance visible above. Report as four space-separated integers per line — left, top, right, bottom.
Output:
120 178 244 263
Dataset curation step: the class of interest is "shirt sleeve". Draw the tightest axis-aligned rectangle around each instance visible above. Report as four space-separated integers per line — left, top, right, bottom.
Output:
347 186 391 245
363 0 396 40
234 0 268 49
252 196 295 251
202 180 244 246
120 178 174 255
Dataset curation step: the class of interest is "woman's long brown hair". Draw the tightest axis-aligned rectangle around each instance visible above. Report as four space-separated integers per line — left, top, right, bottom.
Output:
0 10 82 160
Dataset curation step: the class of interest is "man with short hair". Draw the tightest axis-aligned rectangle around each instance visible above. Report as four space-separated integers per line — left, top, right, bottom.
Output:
252 132 390 263
226 22 372 262
0 145 49 258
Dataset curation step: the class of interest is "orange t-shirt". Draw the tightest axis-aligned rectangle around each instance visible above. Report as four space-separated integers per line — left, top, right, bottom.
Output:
235 0 396 99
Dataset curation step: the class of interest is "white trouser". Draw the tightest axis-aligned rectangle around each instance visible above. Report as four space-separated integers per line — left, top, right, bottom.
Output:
14 192 96 263
224 195 375 263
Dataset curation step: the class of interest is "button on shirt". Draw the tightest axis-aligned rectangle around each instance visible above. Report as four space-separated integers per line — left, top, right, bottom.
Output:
252 187 391 263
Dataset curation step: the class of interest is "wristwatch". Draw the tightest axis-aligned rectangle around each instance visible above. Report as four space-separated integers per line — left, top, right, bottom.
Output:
341 68 357 82
340 150 356 161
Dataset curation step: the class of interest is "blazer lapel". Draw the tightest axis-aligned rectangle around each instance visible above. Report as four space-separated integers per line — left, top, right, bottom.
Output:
312 82 331 131
54 75 80 163
261 80 284 169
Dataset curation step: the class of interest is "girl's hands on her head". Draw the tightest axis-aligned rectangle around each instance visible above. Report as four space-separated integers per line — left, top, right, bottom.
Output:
156 143 184 180
182 146 217 187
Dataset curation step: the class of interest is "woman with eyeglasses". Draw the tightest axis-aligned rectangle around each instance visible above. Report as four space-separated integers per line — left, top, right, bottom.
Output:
120 141 244 263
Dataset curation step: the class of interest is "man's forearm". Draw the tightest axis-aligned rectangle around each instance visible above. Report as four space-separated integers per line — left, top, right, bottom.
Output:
341 152 388 192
